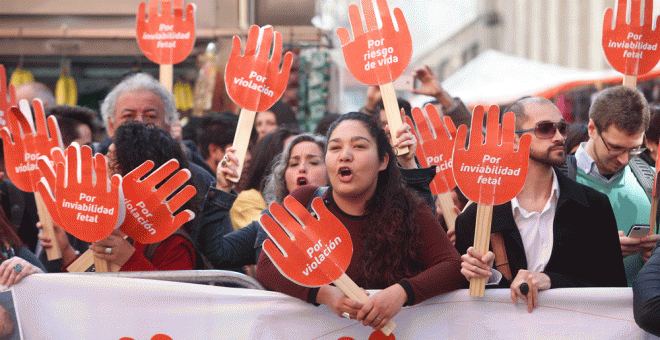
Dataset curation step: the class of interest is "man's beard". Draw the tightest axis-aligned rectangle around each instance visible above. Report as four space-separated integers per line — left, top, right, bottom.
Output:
530 143 567 166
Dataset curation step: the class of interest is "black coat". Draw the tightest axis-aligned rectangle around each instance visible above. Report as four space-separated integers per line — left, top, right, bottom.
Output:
633 239 660 336
455 168 627 289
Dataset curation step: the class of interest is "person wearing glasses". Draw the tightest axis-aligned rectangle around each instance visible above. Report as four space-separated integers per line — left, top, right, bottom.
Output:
456 97 627 313
559 85 658 286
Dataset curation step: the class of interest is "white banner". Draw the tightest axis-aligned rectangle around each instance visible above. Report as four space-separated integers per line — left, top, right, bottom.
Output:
10 274 659 340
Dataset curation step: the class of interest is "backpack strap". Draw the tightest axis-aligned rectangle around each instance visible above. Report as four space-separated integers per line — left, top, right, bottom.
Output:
628 157 655 203
490 231 512 281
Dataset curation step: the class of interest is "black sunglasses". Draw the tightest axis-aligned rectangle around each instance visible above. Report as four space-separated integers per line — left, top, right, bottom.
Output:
515 121 568 139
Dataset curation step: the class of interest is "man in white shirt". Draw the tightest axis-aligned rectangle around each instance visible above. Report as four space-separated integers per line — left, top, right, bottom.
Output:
454 97 626 312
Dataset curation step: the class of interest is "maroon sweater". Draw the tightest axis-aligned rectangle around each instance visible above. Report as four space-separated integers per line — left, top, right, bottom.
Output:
256 186 466 305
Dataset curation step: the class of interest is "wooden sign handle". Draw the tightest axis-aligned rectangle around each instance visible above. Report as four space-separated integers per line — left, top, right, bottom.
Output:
650 197 658 234
94 256 120 273
623 75 637 88
67 250 122 273
436 191 458 232
66 249 94 272
227 108 256 183
34 192 62 260
379 82 409 156
333 273 397 336
469 203 493 297
160 64 174 93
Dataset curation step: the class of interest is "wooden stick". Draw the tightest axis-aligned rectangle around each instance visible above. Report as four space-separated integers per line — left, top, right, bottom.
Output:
94 256 116 273
437 191 458 232
66 249 121 273
226 108 256 183
379 82 409 156
66 249 94 272
34 192 62 260
651 197 658 234
333 273 397 336
623 75 637 88
469 203 493 297
160 64 174 93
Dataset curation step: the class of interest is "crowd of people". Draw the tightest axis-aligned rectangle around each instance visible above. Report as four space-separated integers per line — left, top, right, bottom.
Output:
0 63 659 334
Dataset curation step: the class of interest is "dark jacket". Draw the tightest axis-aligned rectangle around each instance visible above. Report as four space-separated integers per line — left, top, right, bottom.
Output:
195 188 258 269
455 168 627 288
633 239 660 336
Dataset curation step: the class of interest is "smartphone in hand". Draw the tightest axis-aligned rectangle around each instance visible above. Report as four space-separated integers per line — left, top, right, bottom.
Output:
628 224 651 238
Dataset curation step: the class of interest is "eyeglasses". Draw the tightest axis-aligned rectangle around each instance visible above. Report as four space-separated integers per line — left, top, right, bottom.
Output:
515 121 568 139
597 130 646 157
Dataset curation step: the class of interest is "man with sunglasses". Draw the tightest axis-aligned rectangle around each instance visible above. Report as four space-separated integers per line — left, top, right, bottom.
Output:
456 97 626 313
563 85 658 286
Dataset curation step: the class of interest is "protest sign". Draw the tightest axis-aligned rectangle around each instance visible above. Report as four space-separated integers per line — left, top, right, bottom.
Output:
453 105 531 296
0 101 63 260
0 65 17 129
120 159 196 244
136 0 196 91
337 0 412 154
408 105 458 230
46 144 124 271
64 159 197 272
45 143 124 243
602 0 660 87
223 25 293 182
261 196 396 336
12 274 653 339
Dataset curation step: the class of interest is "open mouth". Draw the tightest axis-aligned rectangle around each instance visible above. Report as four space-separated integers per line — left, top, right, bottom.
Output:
296 177 308 186
338 167 353 181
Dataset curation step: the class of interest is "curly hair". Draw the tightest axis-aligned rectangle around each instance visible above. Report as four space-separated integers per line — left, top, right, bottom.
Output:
100 73 178 130
263 133 326 205
325 112 425 287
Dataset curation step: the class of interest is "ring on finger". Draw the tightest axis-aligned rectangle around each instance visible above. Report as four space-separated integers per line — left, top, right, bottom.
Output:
105 247 112 255
342 312 350 319
375 317 382 322
13 264 23 274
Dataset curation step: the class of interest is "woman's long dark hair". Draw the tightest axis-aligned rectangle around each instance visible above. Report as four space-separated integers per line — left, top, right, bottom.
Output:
325 112 424 286
241 126 299 192
0 207 25 260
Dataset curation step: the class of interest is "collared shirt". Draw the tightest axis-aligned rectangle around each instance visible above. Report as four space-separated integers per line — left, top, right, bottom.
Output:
510 169 560 272
575 142 625 183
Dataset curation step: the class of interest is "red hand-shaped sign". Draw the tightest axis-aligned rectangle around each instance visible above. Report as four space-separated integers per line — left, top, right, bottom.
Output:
453 105 531 206
53 144 124 242
0 65 17 129
224 25 293 112
136 0 196 65
120 159 197 244
602 0 660 76
336 0 412 85
36 150 67 228
408 104 457 194
0 100 62 193
261 196 353 287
